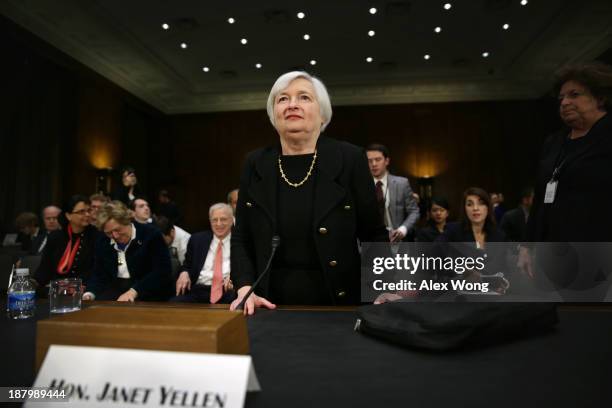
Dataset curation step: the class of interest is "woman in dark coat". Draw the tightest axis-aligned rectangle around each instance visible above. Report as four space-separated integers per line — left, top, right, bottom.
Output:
83 201 173 302
34 195 98 290
230 71 388 314
519 62 612 292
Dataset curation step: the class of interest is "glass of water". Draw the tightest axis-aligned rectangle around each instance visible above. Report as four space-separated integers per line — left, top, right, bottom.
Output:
49 278 83 313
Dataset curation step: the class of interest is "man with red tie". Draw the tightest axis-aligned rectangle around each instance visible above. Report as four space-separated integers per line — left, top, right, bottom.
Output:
171 203 235 303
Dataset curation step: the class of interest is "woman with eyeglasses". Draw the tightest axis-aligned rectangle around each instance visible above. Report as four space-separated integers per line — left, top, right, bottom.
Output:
518 62 612 292
34 194 98 290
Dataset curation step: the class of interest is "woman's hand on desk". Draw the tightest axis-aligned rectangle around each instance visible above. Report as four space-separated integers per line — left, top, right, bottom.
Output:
176 271 191 296
230 285 276 315
117 288 138 302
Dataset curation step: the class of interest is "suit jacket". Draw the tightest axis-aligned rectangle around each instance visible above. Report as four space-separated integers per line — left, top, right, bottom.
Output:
526 113 612 242
87 222 173 300
386 174 420 231
181 230 213 284
231 136 389 305
500 206 528 242
30 228 49 254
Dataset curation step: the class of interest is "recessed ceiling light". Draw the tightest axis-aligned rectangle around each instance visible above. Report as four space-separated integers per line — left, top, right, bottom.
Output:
520 0 528 5
368 30 375 37
503 23 510 30
162 23 169 30
310 60 317 66
303 34 310 40
482 51 490 58
240 38 248 45
434 26 442 33
369 7 377 15
366 57 373 63
297 12 305 19
180 43 188 49
227 17 235 24
255 63 262 69
424 54 431 60
202 67 210 72
444 3 452 10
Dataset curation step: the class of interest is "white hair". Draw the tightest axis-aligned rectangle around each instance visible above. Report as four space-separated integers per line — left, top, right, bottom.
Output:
208 202 233 218
266 71 333 132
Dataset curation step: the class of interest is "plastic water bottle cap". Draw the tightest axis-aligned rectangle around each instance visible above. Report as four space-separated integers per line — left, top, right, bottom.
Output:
15 268 30 276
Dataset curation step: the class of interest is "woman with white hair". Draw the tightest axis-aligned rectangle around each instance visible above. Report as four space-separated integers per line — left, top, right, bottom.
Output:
83 201 174 302
230 71 388 314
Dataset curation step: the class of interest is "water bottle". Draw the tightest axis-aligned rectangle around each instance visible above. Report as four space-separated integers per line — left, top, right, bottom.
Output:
6 268 36 319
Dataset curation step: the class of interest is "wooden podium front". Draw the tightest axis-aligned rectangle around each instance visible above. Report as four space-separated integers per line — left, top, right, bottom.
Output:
35 305 249 371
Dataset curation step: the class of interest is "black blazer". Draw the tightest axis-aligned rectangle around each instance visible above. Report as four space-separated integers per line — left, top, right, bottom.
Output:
30 229 49 254
180 230 214 284
231 136 389 305
34 225 98 287
87 222 173 300
526 113 612 242
416 222 449 242
434 222 507 276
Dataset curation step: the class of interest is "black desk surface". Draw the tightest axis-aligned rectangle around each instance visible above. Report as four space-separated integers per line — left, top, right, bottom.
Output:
2 300 611 408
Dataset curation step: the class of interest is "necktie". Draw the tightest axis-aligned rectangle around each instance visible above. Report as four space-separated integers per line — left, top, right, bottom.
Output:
210 241 224 303
375 181 385 222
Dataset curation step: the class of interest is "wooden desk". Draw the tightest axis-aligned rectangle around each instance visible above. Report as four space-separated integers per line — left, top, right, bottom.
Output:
36 304 248 370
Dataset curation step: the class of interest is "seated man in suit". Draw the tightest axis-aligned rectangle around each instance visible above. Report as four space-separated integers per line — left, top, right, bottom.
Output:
156 216 191 264
83 200 173 302
227 188 239 215
129 197 153 224
15 212 42 253
366 143 420 242
172 203 235 303
500 187 534 242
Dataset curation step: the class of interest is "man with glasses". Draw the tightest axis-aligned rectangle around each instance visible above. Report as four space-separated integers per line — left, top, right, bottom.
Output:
89 194 110 227
171 203 235 303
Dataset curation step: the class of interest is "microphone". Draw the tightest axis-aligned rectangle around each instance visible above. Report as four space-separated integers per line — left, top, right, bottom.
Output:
235 235 280 310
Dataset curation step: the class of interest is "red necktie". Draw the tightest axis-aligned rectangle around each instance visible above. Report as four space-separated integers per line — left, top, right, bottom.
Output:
210 241 224 303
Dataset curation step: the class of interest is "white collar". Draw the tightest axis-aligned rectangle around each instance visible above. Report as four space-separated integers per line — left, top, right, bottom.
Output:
213 233 231 246
374 172 389 186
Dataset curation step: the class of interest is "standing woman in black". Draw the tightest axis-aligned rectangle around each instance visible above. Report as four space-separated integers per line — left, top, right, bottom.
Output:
34 195 99 290
230 71 388 314
519 63 612 289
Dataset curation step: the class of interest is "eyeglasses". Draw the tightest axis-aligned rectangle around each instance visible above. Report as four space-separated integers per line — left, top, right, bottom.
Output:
71 209 91 216
210 218 231 225
558 90 587 102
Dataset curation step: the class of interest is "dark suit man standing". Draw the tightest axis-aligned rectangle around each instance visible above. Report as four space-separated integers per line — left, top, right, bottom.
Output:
500 187 534 242
172 203 235 303
366 144 419 242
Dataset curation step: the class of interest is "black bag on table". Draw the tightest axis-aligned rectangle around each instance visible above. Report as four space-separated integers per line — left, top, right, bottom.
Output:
355 301 558 351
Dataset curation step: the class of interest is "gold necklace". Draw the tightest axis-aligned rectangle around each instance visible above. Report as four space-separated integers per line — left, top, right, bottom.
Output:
278 150 317 188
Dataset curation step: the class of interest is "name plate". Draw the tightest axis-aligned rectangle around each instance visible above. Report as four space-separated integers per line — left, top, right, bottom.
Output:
27 345 260 408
